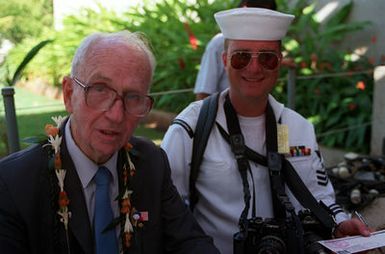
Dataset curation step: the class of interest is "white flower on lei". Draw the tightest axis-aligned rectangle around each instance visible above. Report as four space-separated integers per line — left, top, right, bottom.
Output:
51 115 65 128
124 213 134 233
58 208 71 230
48 135 62 154
123 189 133 199
55 169 66 191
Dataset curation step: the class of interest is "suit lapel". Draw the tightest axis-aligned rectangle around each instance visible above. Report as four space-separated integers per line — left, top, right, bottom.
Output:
61 133 94 254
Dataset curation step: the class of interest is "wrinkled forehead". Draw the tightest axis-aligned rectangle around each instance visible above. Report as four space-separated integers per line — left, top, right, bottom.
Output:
81 42 151 79
86 40 148 65
74 44 151 94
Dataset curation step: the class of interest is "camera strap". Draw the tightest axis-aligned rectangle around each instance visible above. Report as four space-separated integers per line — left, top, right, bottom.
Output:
220 96 336 231
265 103 335 230
265 103 305 253
265 102 292 219
224 95 257 231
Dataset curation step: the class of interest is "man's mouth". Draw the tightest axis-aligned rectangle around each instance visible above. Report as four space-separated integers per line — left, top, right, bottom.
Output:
243 76 263 82
100 129 119 137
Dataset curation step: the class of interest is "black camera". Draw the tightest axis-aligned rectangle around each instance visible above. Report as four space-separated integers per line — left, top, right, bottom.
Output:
233 210 331 254
299 210 331 254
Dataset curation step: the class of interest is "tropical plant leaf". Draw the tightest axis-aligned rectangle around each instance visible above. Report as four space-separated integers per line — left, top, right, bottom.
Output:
10 39 53 86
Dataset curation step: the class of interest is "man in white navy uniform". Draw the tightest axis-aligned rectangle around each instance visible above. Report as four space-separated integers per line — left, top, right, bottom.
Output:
162 7 370 254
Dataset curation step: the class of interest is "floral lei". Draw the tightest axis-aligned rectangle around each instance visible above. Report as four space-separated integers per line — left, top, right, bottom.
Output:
44 116 143 252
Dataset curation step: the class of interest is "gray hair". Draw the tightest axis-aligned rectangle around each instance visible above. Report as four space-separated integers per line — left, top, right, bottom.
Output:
71 30 156 80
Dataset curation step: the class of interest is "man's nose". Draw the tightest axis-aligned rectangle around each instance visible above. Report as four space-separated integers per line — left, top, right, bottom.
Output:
248 56 263 71
105 98 125 122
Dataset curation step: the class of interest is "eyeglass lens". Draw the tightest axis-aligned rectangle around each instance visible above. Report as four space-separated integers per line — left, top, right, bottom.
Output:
230 52 280 70
85 84 153 117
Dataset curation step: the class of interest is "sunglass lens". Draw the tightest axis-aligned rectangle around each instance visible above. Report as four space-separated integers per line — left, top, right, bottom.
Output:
231 52 252 70
258 52 279 70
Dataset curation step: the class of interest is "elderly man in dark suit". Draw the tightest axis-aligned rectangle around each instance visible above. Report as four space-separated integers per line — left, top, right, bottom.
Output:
0 31 220 254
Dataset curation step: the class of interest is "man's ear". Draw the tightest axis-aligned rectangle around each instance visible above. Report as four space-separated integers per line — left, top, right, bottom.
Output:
62 76 73 113
222 51 228 67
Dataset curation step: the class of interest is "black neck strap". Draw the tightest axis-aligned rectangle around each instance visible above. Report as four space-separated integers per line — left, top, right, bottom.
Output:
265 102 287 218
224 95 286 220
224 95 256 230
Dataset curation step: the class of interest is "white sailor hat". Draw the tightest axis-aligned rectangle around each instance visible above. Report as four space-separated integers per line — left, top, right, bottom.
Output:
214 8 295 41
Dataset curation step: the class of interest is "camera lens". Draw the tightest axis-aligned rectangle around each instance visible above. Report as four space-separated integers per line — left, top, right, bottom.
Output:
256 235 286 254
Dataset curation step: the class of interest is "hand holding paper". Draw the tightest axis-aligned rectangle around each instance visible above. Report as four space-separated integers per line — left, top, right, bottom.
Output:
319 229 385 253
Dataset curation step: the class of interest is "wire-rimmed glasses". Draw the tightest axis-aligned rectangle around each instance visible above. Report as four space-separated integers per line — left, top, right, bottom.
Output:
72 77 153 117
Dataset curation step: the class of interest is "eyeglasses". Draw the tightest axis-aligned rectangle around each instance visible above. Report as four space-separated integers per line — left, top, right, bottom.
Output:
229 51 281 70
72 77 154 117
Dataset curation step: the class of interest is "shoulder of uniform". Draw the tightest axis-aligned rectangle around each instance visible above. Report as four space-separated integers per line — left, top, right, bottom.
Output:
171 101 203 133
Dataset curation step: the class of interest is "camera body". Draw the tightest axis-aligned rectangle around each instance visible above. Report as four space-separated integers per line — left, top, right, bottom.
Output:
233 217 288 254
233 210 331 254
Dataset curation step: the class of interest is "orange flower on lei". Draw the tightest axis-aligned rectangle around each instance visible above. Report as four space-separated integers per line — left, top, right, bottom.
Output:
44 116 71 230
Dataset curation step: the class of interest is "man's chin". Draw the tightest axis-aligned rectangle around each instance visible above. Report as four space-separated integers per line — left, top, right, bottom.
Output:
91 144 121 164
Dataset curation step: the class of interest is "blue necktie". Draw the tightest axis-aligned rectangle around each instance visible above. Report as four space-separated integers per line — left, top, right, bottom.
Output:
94 166 118 254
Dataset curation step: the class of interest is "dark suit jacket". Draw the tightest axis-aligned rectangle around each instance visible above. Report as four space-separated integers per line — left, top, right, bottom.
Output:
0 135 219 254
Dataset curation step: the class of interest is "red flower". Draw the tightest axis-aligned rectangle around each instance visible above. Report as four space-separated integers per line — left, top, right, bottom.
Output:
54 153 62 169
189 36 198 50
58 191 70 208
124 143 133 151
183 22 198 50
356 81 365 91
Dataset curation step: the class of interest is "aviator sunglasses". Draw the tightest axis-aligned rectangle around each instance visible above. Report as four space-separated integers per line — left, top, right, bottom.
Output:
230 51 281 70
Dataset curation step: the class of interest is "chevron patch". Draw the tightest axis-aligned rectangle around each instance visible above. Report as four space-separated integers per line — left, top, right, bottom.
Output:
316 169 329 186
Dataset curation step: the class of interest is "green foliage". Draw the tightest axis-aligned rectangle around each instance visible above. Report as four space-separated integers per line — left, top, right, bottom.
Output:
119 0 235 112
0 0 53 44
0 38 53 154
8 39 53 86
274 0 373 153
0 5 125 87
0 0 374 153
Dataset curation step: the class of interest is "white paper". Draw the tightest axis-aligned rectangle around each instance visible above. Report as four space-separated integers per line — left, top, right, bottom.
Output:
318 229 385 253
